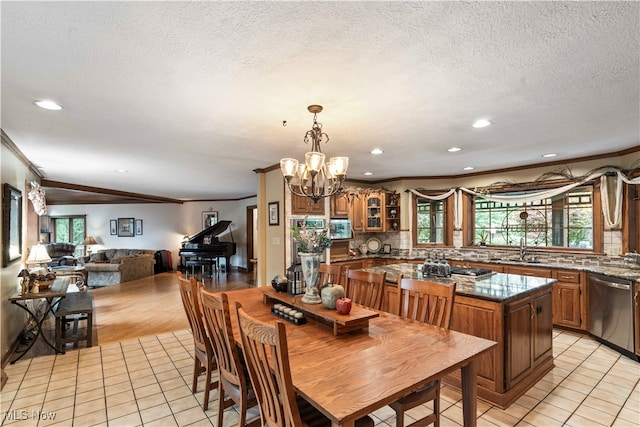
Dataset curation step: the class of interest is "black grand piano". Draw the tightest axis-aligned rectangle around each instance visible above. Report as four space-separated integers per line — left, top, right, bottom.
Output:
179 220 236 276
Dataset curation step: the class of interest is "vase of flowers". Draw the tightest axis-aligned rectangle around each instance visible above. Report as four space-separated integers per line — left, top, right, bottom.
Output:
292 219 331 304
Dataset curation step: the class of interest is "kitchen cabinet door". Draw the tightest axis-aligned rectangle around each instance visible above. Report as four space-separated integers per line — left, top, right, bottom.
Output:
330 193 350 217
635 282 640 356
365 193 384 232
552 270 585 330
351 197 365 232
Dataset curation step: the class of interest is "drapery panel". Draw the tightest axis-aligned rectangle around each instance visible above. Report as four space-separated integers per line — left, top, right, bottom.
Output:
407 166 640 234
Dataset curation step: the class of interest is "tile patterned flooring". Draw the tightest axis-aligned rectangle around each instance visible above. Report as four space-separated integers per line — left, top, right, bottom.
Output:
1 329 639 427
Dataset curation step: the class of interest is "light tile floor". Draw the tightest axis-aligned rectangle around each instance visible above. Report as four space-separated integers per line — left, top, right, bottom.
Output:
1 329 639 426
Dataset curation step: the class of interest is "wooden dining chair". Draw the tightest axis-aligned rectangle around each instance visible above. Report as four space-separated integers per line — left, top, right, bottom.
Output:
389 278 457 427
199 289 260 427
177 272 218 411
318 263 345 287
344 269 387 310
235 302 374 427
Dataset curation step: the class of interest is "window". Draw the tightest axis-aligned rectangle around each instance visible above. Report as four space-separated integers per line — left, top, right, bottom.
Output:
474 186 593 248
415 197 446 245
51 215 86 245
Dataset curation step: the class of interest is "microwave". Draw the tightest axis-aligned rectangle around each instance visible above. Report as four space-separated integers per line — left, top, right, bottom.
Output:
329 219 353 240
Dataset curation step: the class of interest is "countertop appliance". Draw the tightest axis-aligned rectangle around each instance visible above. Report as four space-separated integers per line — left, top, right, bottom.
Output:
588 273 637 360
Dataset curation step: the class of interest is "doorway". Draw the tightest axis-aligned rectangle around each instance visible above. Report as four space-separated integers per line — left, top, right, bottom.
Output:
246 205 258 273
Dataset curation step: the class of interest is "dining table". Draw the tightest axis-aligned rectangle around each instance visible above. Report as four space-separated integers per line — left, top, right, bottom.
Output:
219 287 497 427
8 276 71 363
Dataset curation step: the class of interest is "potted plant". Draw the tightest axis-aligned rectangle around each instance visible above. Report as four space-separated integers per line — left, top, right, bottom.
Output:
477 230 489 246
291 219 332 304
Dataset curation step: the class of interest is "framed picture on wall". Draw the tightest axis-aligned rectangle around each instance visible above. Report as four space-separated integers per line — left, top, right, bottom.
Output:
118 218 135 237
202 211 218 229
268 201 279 226
135 219 143 235
2 184 22 267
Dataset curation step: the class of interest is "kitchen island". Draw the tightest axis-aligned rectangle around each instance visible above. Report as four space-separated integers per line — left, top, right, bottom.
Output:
359 263 556 409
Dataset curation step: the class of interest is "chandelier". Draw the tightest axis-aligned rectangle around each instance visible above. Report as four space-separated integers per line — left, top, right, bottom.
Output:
280 105 349 203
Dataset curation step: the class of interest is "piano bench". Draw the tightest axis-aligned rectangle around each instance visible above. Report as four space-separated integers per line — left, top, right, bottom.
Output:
185 259 218 279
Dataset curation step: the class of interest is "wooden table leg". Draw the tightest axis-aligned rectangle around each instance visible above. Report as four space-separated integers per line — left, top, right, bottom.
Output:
461 359 478 427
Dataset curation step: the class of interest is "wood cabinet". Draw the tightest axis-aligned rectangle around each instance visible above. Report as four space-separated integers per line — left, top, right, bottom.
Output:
291 190 325 215
351 197 365 232
552 270 585 329
385 193 400 232
330 193 350 218
635 282 640 356
365 192 384 232
505 289 553 389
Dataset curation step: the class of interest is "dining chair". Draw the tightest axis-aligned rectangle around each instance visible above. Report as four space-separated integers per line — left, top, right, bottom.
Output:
235 302 374 427
389 278 457 427
199 289 260 427
318 263 345 287
344 269 387 310
177 272 218 411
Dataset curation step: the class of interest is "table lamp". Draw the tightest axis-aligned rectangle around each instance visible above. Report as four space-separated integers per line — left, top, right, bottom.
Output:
26 244 52 269
84 236 97 255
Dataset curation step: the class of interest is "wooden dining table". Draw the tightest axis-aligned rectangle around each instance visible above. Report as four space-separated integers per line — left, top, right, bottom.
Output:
219 287 497 427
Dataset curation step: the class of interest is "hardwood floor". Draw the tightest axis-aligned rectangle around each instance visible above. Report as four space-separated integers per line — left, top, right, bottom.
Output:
94 270 254 345
15 270 254 360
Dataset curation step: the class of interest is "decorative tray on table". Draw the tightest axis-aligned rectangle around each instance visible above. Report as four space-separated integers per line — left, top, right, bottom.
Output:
262 287 379 335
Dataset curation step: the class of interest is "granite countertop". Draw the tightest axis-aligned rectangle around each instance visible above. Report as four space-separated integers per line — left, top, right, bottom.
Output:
332 254 640 282
361 263 556 303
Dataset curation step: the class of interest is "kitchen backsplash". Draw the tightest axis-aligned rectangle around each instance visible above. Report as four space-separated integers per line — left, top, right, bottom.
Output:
349 229 638 270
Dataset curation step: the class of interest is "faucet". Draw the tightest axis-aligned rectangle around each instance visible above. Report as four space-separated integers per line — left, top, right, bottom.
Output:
519 238 528 261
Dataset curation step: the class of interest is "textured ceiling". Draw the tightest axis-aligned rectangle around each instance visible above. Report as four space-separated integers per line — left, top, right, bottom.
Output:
2 1 638 201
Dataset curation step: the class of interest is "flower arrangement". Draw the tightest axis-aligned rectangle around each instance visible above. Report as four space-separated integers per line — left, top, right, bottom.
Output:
291 220 332 254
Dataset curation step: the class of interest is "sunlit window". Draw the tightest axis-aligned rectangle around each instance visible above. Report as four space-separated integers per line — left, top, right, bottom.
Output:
474 186 593 248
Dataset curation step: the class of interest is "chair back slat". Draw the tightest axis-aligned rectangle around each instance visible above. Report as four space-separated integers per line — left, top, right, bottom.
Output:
236 303 302 427
199 290 244 389
318 263 344 287
345 269 386 310
178 273 210 355
398 278 456 328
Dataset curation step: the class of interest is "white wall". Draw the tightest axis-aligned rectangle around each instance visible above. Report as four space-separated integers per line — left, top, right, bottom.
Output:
48 198 256 270
1 144 40 363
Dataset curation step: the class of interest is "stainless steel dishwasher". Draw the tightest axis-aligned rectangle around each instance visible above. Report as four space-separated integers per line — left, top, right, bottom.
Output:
588 273 637 360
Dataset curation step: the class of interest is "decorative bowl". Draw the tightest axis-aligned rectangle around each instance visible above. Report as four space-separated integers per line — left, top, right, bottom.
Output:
271 275 288 292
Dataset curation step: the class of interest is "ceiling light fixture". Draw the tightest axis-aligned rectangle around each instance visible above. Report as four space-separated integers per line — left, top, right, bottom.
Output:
472 119 491 128
34 100 62 110
115 169 128 173
280 105 348 203
371 148 383 155
364 171 373 176
463 166 474 171
448 147 462 152
542 153 557 158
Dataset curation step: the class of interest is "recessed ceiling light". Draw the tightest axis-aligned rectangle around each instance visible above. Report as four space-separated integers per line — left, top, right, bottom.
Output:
34 100 62 110
370 148 383 155
472 119 491 128
542 153 557 158
363 171 373 176
115 169 128 173
463 166 474 171
448 147 462 152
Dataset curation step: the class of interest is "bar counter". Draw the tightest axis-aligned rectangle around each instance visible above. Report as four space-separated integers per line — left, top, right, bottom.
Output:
360 262 556 303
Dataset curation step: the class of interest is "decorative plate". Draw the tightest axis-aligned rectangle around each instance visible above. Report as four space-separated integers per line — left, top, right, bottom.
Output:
366 237 382 254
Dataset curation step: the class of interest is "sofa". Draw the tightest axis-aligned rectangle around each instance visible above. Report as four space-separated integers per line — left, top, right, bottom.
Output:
43 242 77 267
83 249 156 287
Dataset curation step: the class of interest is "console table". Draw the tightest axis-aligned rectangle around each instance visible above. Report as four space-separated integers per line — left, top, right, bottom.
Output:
9 277 70 363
